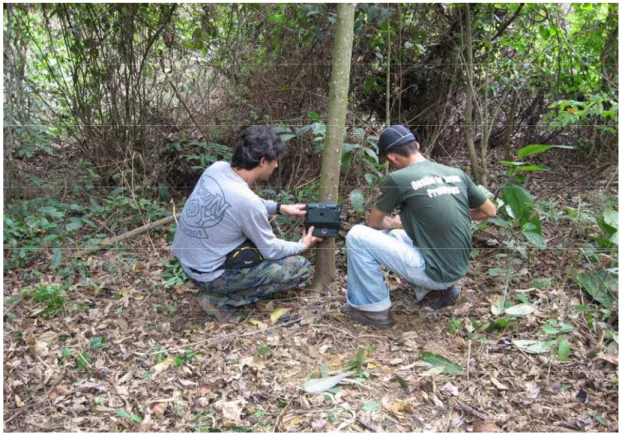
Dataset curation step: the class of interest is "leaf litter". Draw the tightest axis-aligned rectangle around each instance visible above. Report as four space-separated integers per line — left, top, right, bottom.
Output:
3 161 619 432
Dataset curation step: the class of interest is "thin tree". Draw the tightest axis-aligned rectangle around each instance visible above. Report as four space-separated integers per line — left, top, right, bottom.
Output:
311 3 356 288
463 3 481 184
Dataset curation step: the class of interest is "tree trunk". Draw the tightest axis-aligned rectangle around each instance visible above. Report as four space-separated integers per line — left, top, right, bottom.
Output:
501 91 519 161
385 14 391 127
477 5 495 188
311 3 355 289
463 4 481 183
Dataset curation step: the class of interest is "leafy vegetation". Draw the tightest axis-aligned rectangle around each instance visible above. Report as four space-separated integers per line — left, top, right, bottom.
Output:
2 3 618 432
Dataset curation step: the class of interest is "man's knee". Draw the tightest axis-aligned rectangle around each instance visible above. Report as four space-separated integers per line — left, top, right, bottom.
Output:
283 255 311 281
387 229 400 239
346 224 370 248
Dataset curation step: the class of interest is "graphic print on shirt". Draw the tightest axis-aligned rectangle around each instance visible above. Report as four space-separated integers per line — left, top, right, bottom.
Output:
411 175 463 198
178 175 231 239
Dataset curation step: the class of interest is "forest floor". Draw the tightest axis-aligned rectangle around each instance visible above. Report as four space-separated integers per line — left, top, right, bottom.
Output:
3 146 619 432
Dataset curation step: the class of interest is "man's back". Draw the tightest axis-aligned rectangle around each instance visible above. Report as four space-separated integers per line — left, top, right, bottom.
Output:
172 161 305 282
172 161 253 279
375 160 486 283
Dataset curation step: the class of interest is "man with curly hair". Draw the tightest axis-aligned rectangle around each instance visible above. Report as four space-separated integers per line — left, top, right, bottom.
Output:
172 126 322 322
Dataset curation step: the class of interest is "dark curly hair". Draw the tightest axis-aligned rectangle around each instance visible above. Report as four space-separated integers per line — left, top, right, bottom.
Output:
231 126 287 170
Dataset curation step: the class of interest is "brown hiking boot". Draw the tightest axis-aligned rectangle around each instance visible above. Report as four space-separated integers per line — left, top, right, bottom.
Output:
341 304 393 329
195 294 238 323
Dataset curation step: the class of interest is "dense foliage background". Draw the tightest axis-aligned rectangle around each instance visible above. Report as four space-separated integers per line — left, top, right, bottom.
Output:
3 4 618 432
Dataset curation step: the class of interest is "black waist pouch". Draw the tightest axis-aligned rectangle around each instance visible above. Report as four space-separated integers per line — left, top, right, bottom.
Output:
219 239 264 270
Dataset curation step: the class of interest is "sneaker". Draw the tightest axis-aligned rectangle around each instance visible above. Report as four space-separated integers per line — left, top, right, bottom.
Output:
430 284 462 310
195 294 238 323
341 304 393 329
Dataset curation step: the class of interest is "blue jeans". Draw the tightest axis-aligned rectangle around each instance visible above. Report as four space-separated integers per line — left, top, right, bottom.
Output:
345 225 458 312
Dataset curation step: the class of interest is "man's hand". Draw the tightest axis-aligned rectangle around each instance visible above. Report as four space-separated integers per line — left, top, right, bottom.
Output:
368 207 403 230
280 204 306 218
299 225 324 250
385 214 403 230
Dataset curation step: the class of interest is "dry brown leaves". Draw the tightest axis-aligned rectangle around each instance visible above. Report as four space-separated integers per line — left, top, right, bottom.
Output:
3 161 620 432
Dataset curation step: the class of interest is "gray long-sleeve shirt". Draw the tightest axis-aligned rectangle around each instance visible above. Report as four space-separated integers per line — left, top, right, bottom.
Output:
171 161 305 282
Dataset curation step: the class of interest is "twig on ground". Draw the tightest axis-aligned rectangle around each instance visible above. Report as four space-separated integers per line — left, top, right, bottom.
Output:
342 379 372 390
604 166 618 191
535 162 617 202
222 336 236 352
4 398 49 425
273 400 290 432
451 398 495 421
466 339 472 382
76 213 179 256
445 407 455 431
151 317 302 355
311 323 364 342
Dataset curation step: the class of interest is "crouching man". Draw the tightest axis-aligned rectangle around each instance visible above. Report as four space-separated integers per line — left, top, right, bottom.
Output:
172 126 322 322
343 125 496 329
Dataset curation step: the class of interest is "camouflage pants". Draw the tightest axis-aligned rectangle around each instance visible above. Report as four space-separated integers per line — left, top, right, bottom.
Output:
190 255 311 311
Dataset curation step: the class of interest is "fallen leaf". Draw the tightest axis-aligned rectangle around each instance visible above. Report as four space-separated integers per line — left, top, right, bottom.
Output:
388 357 404 365
270 308 290 324
151 402 167 416
504 304 535 317
439 382 460 397
490 376 509 390
15 395 24 407
267 335 280 346
174 286 185 295
240 356 266 371
512 339 551 354
361 400 382 412
214 399 246 425
33 341 49 357
420 366 446 376
311 419 327 431
421 352 463 374
38 331 58 343
152 356 176 379
430 393 444 408
450 411 463 428
488 295 505 315
284 416 302 430
381 396 407 413
596 353 618 365
473 421 502 432
302 372 355 394
55 384 70 395
524 381 540 399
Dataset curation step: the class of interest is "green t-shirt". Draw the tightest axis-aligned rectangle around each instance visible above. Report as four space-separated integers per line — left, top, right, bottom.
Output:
375 160 487 283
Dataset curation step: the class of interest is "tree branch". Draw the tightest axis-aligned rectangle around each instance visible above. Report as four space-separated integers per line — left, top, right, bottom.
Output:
492 4 524 41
